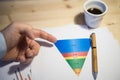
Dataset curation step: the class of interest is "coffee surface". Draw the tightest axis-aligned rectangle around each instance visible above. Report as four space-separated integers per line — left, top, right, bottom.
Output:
87 8 103 15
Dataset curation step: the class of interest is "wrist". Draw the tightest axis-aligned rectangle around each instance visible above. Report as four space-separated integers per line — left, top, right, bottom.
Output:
0 32 7 59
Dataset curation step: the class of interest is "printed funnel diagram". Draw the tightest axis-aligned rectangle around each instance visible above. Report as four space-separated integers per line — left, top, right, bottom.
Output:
55 38 91 76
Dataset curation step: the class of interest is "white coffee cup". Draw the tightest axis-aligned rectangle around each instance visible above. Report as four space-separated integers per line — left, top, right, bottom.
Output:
84 0 108 28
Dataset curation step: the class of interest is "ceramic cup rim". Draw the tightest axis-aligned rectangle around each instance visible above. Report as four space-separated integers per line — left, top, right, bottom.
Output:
84 0 108 17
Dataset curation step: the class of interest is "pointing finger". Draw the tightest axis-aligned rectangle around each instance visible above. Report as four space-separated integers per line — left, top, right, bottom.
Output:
33 29 57 43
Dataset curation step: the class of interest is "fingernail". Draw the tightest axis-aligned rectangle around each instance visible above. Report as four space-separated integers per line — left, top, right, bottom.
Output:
52 38 57 43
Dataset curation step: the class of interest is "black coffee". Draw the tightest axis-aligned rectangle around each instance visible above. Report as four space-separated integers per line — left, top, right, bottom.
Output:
87 8 103 15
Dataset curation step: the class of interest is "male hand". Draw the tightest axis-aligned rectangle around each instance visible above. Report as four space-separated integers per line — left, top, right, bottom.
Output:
1 22 57 64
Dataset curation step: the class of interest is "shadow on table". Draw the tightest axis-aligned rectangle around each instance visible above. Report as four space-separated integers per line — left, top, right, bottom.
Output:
74 12 88 29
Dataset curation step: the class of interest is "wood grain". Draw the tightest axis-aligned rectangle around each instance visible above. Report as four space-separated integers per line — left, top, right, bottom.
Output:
0 0 120 44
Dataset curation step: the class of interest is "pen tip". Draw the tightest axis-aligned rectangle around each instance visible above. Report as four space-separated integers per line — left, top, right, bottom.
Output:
92 72 98 80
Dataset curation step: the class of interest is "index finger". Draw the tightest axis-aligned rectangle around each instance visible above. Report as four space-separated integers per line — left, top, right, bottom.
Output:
33 29 57 43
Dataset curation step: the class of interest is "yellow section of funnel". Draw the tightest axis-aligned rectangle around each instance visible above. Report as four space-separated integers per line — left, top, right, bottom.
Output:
73 68 81 76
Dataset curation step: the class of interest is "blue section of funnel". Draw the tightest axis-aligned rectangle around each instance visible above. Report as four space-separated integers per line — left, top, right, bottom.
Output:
55 38 91 54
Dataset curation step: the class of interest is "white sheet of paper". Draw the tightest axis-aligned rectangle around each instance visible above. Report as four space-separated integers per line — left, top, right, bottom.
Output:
0 24 120 80
31 24 120 80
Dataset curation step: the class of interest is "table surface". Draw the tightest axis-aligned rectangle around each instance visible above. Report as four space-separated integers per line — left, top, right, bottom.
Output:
0 0 120 44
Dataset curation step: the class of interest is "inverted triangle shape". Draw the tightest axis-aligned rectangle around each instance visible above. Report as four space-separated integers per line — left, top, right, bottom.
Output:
55 38 91 76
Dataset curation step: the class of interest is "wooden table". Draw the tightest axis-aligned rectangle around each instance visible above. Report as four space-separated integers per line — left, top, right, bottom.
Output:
0 0 120 44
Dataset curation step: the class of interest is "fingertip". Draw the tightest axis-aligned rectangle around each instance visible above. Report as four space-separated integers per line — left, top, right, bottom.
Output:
22 59 32 64
25 51 34 58
51 38 57 43
18 56 26 63
53 38 57 43
47 35 57 43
